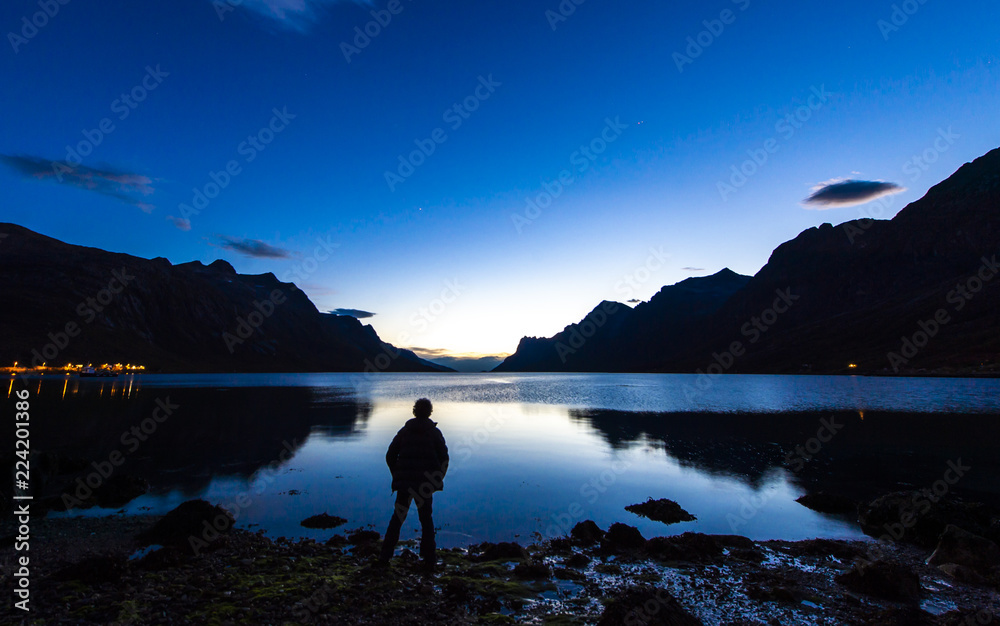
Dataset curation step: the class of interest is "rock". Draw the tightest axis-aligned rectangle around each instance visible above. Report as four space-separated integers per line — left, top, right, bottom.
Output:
927 524 1000 576
645 533 723 563
625 498 696 524
473 541 529 562
346 530 380 545
563 553 592 569
512 560 551 579
795 492 857 515
789 538 864 561
300 513 347 529
571 520 604 545
604 523 646 551
729 548 765 563
936 563 989 586
713 534 757 550
858 490 990 548
597 585 703 626
547 537 573 553
51 554 127 584
137 500 234 553
835 559 920 602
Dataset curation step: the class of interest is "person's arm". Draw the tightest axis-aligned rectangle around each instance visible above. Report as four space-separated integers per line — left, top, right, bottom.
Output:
434 429 449 478
386 432 401 472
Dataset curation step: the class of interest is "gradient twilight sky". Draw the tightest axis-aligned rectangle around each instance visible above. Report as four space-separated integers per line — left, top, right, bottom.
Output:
2 0 998 364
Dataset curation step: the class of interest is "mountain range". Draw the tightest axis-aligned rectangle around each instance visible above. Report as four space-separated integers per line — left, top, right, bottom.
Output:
496 147 1000 375
0 223 450 373
3 147 998 375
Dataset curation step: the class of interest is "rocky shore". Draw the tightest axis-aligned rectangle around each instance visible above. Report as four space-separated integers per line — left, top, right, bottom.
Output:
3 496 999 625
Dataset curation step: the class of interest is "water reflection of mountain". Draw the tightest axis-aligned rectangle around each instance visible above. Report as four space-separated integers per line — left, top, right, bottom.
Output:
569 409 1000 503
16 381 369 497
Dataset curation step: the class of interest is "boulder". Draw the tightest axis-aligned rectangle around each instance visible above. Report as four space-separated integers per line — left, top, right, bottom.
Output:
625 498 696 524
571 520 604 545
795 491 857 515
936 563 989 586
473 541 529 562
858 490 990 548
645 533 724 563
604 523 646 551
927 524 1000 576
597 585 703 626
835 559 920 602
137 500 234 554
300 513 347 529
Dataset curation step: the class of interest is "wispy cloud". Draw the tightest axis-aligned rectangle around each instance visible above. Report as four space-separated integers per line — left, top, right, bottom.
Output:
214 236 291 259
221 0 369 32
803 179 905 209
167 216 191 231
0 153 156 213
330 308 375 318
681 267 705 272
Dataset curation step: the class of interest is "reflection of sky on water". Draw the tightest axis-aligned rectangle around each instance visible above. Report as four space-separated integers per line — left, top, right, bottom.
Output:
26 372 1000 547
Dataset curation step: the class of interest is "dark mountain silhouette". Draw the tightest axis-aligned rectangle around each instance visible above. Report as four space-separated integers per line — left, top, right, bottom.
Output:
494 269 751 372
496 147 1000 375
0 223 451 372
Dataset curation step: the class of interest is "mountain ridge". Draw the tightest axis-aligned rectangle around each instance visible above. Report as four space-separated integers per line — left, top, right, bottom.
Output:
0 223 451 373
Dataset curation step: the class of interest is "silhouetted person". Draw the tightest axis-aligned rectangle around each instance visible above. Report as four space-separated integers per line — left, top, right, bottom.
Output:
378 398 449 570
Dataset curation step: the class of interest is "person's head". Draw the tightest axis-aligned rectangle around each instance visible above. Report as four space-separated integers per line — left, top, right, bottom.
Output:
413 398 433 419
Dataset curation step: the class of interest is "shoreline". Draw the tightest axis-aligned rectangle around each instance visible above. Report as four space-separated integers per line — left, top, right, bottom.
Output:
3 509 998 625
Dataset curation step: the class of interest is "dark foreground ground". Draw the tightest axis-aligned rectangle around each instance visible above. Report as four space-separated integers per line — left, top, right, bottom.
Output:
2 504 999 626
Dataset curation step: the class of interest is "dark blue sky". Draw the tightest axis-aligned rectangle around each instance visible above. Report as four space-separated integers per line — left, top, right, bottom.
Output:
2 0 998 360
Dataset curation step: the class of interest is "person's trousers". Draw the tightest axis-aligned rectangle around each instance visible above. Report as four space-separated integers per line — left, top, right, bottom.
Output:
379 490 435 564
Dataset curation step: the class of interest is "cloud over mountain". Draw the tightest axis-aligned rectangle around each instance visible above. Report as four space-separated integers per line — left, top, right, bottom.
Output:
803 179 905 208
0 154 155 213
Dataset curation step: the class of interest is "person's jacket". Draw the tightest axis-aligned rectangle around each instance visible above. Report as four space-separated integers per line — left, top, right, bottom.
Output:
385 417 449 493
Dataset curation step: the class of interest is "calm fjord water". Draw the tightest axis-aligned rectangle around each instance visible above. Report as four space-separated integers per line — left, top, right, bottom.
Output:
21 373 1000 547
